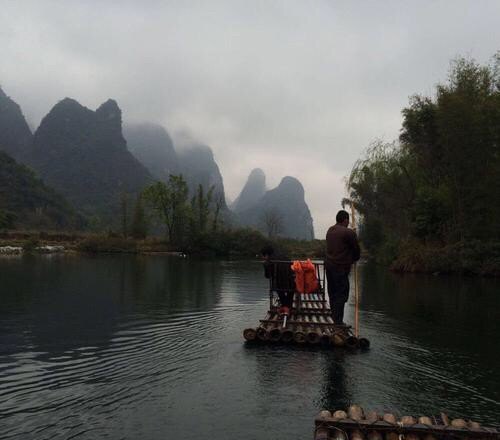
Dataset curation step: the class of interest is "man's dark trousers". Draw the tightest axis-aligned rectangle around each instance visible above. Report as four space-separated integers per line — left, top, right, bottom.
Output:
325 264 350 324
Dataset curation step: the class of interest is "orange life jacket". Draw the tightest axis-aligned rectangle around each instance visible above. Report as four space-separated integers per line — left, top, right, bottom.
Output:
291 259 319 293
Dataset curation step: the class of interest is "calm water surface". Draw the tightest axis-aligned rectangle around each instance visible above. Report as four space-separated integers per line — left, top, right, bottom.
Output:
0 255 498 439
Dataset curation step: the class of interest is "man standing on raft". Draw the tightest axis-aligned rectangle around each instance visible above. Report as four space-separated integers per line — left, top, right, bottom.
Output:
325 210 361 325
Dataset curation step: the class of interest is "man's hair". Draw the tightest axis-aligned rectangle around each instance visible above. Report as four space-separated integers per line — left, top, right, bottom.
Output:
260 245 275 257
336 210 349 223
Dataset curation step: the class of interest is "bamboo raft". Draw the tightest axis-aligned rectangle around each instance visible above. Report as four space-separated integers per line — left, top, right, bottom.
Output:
314 405 499 440
243 261 370 349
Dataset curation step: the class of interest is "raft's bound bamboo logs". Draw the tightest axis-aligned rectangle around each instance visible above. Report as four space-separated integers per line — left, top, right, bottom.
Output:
440 413 450 426
367 430 383 440
318 410 332 419
418 416 433 426
359 337 370 349
256 326 269 341
385 432 399 440
468 421 481 429
401 416 416 425
281 328 294 343
451 419 467 429
269 327 281 342
320 333 331 347
332 410 347 420
294 326 307 344
383 413 397 424
306 329 321 344
243 328 257 341
331 333 346 347
348 404 364 421
315 427 329 440
345 336 359 349
351 429 365 440
366 410 379 423
330 429 347 440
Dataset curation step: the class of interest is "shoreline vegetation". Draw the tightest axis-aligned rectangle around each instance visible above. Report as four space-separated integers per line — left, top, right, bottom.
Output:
345 55 500 278
0 230 326 259
1 230 499 277
1 56 499 277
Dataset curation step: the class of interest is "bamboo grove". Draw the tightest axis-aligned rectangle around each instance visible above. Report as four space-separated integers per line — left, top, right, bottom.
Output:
348 55 500 274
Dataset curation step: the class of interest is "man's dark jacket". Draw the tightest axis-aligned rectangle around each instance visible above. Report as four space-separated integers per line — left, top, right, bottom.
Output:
325 224 361 273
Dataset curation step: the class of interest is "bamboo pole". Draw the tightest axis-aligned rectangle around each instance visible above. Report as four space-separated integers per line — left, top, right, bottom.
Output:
351 201 360 338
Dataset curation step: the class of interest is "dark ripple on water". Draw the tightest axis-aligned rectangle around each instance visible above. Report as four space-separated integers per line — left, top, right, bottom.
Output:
0 308 224 439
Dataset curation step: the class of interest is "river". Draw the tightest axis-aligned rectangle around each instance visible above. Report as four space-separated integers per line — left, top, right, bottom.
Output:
0 254 498 439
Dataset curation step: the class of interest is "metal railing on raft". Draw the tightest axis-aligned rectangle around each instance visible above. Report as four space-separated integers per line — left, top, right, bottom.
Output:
266 260 326 312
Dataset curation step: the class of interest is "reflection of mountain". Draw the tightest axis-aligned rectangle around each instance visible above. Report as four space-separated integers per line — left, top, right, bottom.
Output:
236 174 314 239
0 255 119 356
127 256 223 311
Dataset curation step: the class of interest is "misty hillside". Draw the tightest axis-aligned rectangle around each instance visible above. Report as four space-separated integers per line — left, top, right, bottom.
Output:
0 87 33 163
123 122 179 181
28 98 152 220
177 143 228 209
237 174 314 240
0 150 81 229
232 168 266 213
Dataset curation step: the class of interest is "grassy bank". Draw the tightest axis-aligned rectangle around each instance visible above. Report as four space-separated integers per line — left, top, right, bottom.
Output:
389 240 500 276
0 229 325 259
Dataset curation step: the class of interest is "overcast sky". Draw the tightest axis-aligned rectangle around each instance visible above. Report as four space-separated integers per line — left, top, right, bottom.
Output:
2 1 500 236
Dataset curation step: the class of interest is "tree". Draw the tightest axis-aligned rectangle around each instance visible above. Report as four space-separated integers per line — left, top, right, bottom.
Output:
212 193 225 232
142 175 189 243
120 192 129 238
261 208 284 238
347 54 500 263
131 194 148 239
190 184 214 234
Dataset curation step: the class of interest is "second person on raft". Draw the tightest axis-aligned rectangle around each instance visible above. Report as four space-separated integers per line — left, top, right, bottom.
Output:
260 245 295 317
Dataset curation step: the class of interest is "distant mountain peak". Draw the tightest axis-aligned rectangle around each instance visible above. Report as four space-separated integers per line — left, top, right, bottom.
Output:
277 176 304 197
0 86 33 162
29 97 151 219
233 168 267 212
96 99 121 120
234 173 314 239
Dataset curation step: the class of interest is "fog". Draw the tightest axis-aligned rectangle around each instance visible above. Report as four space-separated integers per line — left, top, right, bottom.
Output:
2 0 500 235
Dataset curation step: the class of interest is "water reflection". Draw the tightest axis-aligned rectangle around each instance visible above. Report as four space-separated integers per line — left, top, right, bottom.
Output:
0 255 498 440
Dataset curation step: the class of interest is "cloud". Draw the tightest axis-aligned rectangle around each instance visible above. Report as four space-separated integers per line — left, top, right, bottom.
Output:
2 0 500 235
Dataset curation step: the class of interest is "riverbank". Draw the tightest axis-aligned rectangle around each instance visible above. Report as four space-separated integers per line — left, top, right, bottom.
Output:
0 230 325 259
389 240 500 277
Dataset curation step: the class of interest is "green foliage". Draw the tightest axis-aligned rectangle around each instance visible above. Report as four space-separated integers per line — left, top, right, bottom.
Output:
143 175 189 244
76 235 138 253
348 54 500 273
22 237 40 253
120 193 129 238
189 184 214 235
0 210 16 229
131 194 148 239
391 240 500 276
0 150 82 230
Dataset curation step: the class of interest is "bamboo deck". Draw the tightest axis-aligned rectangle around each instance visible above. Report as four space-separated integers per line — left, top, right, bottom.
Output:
314 405 499 440
243 292 370 349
